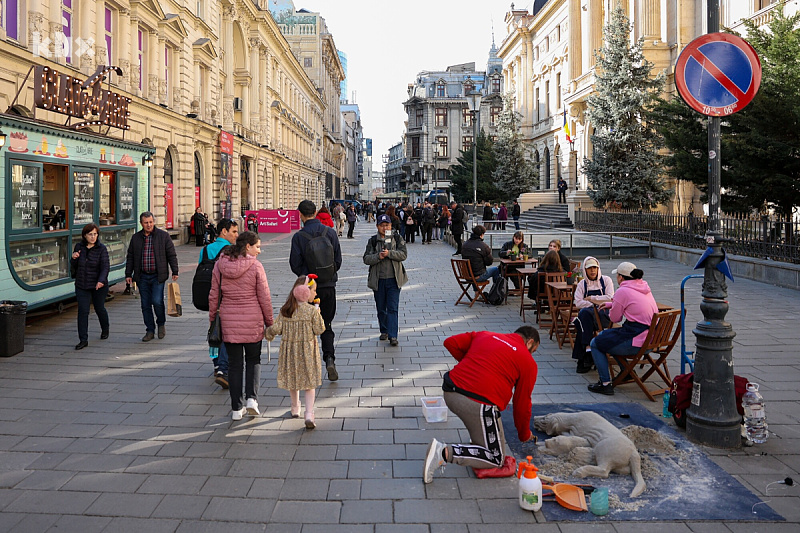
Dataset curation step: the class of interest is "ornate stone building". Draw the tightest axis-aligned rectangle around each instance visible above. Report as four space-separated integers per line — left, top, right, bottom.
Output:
1 0 326 236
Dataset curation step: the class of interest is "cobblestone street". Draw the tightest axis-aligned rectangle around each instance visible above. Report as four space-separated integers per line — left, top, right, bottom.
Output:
0 221 798 532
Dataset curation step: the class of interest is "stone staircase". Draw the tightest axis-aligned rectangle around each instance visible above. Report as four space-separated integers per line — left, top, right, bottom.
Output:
517 203 574 230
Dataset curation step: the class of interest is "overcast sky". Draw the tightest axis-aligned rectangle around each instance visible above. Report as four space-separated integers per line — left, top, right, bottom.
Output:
294 0 517 172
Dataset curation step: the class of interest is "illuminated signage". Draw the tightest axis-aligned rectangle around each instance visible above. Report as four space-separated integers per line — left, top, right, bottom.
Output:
33 65 131 130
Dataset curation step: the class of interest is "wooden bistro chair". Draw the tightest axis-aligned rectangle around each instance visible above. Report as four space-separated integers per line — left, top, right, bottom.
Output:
606 309 682 401
556 288 580 348
546 281 575 342
451 258 489 308
537 272 565 329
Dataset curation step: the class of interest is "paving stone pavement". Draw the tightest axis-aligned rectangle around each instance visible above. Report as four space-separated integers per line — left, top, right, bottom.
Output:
0 219 798 532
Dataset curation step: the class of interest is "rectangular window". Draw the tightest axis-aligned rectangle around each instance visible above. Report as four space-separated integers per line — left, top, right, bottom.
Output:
4 0 19 40
462 136 473 152
536 87 541 121
435 107 447 127
9 236 69 285
105 6 113 66
62 0 73 63
556 73 561 110
437 136 448 158
462 108 472 127
196 0 203 17
11 163 41 230
437 84 445 97
490 106 501 126
43 164 68 231
138 29 144 91
416 108 423 127
492 78 501 94
304 57 312 68
545 81 550 117
118 173 136 221
99 171 116 225
164 45 170 102
411 136 420 158
73 170 96 226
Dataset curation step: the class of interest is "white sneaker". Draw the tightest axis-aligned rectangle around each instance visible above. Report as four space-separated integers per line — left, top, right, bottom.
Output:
423 438 447 484
231 408 245 421
246 398 260 416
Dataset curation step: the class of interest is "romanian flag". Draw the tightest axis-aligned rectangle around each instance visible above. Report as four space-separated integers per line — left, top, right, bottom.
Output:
563 109 572 144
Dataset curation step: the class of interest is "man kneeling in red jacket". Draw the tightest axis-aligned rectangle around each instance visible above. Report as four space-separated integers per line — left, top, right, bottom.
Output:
423 326 540 483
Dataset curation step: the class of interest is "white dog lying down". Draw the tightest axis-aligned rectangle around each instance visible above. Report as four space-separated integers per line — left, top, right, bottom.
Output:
533 411 646 498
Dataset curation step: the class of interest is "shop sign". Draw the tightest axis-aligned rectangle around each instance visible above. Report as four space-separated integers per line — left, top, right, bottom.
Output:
33 65 131 130
219 131 234 218
164 183 174 229
244 209 298 233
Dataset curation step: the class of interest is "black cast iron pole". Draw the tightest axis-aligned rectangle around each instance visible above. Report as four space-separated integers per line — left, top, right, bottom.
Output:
685 0 741 449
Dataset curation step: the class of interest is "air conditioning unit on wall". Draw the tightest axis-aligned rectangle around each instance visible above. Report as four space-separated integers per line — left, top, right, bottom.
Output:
233 97 243 112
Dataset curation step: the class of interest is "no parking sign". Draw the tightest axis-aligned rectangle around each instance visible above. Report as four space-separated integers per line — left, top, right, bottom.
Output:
675 33 761 117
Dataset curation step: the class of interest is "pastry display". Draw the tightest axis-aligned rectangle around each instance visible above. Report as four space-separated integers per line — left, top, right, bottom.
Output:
8 132 28 152
118 154 136 166
33 135 50 155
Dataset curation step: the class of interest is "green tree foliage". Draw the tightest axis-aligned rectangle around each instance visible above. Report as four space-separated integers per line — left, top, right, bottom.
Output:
450 130 502 203
582 5 672 209
653 5 800 216
492 93 539 199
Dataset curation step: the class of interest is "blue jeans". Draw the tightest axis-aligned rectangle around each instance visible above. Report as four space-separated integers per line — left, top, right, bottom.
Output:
590 337 641 383
374 277 401 339
513 216 520 230
75 286 109 342
210 342 229 374
138 272 166 333
477 267 502 285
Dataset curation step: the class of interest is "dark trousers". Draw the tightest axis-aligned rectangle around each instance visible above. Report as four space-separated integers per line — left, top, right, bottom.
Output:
138 272 166 333
513 217 520 230
452 232 463 254
317 286 337 363
422 223 433 243
374 277 401 339
406 225 416 243
347 221 355 238
572 307 611 363
226 341 262 411
75 286 109 342
559 191 566 203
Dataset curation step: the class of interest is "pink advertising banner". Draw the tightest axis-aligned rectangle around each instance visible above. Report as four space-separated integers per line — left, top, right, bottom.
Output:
245 209 299 233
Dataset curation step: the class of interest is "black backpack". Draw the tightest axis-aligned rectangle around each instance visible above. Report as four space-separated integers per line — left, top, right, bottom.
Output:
485 279 507 306
298 229 336 283
192 246 219 311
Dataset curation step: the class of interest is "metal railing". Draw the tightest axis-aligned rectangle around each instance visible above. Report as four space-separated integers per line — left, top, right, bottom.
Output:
475 229 653 260
574 209 800 264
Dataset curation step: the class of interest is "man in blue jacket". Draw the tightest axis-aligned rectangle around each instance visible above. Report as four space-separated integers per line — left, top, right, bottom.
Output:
198 218 238 388
290 200 343 380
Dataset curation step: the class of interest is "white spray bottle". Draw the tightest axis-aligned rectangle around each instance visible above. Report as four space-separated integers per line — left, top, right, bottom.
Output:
516 455 542 512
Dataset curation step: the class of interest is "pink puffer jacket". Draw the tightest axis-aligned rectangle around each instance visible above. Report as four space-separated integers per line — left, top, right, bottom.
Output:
209 254 274 343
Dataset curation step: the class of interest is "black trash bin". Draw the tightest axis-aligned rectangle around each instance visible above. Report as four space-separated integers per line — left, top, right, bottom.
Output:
0 301 27 357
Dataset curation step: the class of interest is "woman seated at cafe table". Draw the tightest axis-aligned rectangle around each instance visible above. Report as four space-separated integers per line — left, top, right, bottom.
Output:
527 250 563 302
499 231 529 289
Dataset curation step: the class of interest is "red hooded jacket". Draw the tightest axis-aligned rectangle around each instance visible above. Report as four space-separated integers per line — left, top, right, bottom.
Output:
316 212 334 228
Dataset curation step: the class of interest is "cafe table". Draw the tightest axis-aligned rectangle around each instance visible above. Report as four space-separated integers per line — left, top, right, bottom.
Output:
545 281 576 340
500 257 538 303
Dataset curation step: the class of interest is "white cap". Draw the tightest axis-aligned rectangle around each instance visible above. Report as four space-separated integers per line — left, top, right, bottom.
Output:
584 257 600 269
612 262 636 277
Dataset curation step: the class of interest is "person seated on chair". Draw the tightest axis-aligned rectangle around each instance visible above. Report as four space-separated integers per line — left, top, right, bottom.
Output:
499 231 529 290
548 239 571 272
461 225 502 292
571 256 615 373
527 250 563 302
587 262 658 396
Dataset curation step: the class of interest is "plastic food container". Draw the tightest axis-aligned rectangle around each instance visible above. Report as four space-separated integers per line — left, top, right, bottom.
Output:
421 396 448 422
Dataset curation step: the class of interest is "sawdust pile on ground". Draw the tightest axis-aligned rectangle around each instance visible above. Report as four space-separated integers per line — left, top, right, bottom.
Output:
608 493 648 511
621 426 678 455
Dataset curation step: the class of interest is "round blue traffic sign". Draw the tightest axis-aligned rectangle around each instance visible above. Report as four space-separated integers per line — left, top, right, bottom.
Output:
675 33 761 117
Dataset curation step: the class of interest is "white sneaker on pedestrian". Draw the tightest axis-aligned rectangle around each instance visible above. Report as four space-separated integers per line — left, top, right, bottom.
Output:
231 408 245 421
423 438 447 484
246 398 260 416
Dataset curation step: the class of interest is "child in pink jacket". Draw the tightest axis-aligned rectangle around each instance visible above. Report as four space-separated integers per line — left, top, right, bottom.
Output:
209 231 273 420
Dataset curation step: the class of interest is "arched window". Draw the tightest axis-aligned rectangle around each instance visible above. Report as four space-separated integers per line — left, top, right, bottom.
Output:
194 152 202 209
543 147 550 189
164 150 173 184
534 150 541 190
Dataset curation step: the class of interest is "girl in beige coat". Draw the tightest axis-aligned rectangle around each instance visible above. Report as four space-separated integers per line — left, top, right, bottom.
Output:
265 276 326 428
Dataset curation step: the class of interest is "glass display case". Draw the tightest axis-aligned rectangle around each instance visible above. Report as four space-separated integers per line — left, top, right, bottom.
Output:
9 236 69 285
101 227 135 267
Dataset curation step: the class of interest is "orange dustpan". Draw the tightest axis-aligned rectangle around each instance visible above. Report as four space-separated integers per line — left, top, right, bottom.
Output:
542 483 588 512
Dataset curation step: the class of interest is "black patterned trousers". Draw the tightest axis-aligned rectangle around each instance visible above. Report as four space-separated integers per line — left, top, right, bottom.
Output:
443 391 506 469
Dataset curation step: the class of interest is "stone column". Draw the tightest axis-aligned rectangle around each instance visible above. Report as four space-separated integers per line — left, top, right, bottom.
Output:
157 35 167 106
640 0 661 40
118 9 131 90
204 143 214 215
27 0 45 54
148 31 159 103
260 49 269 140
568 0 582 81
589 0 603 69
95 2 106 68
222 5 235 130
249 38 260 134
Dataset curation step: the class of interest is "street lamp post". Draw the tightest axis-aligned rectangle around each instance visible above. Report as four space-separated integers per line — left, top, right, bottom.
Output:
467 89 482 211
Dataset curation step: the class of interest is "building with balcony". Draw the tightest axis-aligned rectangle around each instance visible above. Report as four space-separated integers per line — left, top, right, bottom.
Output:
384 141 406 197
0 0 327 236
269 0 346 203
341 103 363 200
402 49 503 204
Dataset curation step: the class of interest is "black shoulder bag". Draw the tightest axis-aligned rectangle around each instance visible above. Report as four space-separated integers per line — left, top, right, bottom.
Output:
207 272 223 347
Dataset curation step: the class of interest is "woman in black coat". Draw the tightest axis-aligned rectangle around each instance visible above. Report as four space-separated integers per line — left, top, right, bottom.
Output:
191 208 208 246
71 223 111 350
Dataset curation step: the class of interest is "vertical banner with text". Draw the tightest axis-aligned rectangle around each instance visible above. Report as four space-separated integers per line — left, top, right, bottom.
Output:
164 183 174 229
219 131 234 219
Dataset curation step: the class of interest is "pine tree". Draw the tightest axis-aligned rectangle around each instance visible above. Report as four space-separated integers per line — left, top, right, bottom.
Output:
492 93 538 199
449 130 502 203
582 5 672 210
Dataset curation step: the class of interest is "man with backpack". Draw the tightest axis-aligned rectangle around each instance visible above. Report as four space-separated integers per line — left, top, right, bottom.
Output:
290 200 343 381
193 218 238 388
421 201 436 244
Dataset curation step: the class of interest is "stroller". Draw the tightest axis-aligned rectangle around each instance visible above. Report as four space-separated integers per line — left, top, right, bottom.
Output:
246 214 259 233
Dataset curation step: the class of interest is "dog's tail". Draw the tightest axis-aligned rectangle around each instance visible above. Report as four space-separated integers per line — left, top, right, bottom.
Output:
628 450 646 498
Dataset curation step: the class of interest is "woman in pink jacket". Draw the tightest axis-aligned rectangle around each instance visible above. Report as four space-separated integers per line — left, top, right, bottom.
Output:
587 262 658 396
209 231 274 420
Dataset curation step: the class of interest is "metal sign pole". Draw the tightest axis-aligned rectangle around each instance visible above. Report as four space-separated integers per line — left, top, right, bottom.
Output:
685 0 741 449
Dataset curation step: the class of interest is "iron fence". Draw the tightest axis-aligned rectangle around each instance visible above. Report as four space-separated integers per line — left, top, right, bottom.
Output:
574 209 800 264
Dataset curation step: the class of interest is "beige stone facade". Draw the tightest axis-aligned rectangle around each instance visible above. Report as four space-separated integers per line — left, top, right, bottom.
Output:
1 0 326 236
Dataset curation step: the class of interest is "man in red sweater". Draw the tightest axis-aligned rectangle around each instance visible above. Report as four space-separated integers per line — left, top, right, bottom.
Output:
423 326 540 484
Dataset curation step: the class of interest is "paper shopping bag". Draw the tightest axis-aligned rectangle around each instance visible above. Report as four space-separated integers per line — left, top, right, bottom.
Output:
167 282 182 317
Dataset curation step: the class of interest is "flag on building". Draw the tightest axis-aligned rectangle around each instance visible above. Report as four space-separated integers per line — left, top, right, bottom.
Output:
563 109 572 144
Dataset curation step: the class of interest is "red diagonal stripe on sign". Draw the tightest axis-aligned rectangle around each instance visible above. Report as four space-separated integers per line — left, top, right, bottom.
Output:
687 48 748 102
